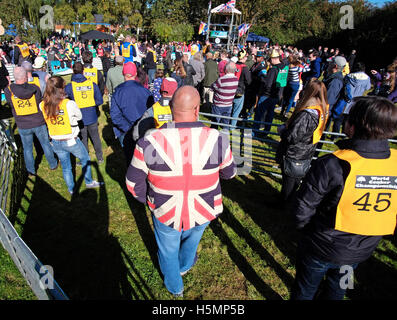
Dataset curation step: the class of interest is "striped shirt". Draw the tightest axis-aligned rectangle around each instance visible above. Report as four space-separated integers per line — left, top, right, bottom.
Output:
211 73 239 107
288 65 304 83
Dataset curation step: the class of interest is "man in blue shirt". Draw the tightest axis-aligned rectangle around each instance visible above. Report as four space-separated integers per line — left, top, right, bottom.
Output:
110 62 154 164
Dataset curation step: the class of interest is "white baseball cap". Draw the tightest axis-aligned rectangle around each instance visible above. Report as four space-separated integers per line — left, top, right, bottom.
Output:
32 57 46 69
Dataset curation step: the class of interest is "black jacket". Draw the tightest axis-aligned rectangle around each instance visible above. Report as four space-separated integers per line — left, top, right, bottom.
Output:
235 62 252 96
276 109 319 163
258 61 287 99
4 83 45 129
292 139 391 265
182 61 196 87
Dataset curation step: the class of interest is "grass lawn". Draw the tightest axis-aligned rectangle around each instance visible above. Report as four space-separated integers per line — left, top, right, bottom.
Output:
0 75 396 300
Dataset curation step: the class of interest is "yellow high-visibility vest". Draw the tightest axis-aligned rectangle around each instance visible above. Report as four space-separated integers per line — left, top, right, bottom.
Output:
333 149 397 236
147 49 157 63
71 80 96 109
152 101 172 128
42 99 72 136
9 86 38 116
122 43 132 58
83 67 98 84
28 76 40 88
304 104 329 144
16 43 30 58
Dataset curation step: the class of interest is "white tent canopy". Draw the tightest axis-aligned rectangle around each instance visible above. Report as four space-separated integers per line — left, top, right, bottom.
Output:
211 4 242 15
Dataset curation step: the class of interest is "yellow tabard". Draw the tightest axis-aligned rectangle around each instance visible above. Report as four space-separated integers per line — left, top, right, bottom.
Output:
9 87 38 116
334 149 397 236
122 44 132 58
42 99 72 136
28 76 40 88
17 43 30 58
152 102 172 128
71 80 95 109
305 104 329 144
83 67 98 84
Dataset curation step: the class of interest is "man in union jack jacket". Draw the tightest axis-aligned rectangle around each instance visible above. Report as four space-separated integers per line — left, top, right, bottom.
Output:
126 86 237 297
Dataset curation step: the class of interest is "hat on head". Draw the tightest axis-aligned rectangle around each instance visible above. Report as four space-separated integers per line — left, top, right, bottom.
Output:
238 49 247 60
32 57 45 69
122 62 137 76
256 51 265 57
270 49 280 58
231 56 238 63
333 56 347 68
160 77 178 96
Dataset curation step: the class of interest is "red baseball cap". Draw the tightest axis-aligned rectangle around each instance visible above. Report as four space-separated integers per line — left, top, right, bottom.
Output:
122 62 137 76
160 77 178 96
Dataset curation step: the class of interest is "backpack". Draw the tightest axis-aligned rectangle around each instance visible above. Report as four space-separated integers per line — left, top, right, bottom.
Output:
275 65 289 88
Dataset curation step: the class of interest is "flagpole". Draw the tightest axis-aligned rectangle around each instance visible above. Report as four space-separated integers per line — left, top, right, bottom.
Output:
206 1 212 42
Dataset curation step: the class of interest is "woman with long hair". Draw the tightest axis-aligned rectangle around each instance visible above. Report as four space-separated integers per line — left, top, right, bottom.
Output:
276 79 329 202
171 57 186 88
39 76 103 195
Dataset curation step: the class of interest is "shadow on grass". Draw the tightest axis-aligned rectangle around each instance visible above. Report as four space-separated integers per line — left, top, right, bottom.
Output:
220 171 300 299
101 107 160 276
346 249 397 300
15 162 153 299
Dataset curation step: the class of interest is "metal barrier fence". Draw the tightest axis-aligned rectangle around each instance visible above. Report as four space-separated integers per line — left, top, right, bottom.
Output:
0 120 69 300
199 112 397 179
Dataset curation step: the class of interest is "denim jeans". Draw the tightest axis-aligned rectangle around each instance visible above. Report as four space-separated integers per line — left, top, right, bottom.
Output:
231 95 245 128
291 251 358 300
211 105 232 129
18 124 58 174
148 68 156 84
253 96 279 133
50 137 93 193
284 82 300 114
152 215 210 295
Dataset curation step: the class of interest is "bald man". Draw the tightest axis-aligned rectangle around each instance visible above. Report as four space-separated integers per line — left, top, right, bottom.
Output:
126 86 237 298
4 67 58 176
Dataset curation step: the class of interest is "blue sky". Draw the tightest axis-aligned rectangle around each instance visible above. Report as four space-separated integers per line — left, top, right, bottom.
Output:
334 0 391 7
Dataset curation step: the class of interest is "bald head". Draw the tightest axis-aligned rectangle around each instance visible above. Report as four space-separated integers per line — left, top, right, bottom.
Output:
13 66 28 84
171 86 201 122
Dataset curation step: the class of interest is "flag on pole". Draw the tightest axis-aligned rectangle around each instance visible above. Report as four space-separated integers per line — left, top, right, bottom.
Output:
199 22 208 35
238 24 245 37
225 0 236 9
244 23 251 35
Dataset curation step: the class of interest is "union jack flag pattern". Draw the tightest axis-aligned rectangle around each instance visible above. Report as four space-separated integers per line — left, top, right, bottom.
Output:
126 122 237 231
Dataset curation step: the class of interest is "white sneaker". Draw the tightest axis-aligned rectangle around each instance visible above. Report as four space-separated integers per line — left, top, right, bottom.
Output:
86 181 104 189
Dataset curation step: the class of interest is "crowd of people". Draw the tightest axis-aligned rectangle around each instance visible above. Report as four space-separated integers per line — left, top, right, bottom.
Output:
0 32 397 301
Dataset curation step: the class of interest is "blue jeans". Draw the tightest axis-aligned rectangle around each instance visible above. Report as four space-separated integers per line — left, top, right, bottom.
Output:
253 96 279 133
211 105 232 128
152 215 210 295
292 251 358 300
18 124 58 174
231 95 245 128
50 137 93 193
148 68 156 84
284 82 300 114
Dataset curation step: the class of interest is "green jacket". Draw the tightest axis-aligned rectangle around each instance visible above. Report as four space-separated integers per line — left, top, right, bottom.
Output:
202 59 219 87
106 65 125 95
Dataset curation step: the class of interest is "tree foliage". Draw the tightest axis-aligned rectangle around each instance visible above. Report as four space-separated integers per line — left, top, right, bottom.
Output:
0 0 395 68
